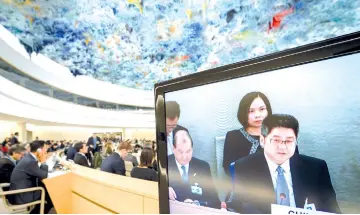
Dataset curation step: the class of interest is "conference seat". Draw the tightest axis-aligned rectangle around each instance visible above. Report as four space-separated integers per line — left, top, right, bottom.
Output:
0 183 45 214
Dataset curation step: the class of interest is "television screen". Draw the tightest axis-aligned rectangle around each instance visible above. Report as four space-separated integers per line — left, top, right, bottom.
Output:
162 50 360 214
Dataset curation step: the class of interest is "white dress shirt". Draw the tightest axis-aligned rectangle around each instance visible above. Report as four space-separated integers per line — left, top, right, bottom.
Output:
264 153 296 207
167 131 174 156
175 159 189 178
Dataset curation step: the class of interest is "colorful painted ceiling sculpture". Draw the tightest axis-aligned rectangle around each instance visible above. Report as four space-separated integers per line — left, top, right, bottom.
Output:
1 0 359 90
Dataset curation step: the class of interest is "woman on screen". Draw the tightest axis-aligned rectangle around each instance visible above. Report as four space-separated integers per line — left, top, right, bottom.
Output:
222 91 272 176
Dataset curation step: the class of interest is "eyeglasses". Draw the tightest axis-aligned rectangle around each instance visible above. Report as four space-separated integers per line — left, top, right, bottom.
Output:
270 138 297 147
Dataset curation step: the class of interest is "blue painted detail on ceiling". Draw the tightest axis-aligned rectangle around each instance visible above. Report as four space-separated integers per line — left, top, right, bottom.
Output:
0 0 359 90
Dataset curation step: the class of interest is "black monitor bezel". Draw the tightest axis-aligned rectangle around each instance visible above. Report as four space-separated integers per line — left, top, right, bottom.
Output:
154 31 360 214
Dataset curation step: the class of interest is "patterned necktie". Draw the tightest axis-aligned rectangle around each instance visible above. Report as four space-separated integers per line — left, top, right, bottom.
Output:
181 165 188 182
276 166 290 206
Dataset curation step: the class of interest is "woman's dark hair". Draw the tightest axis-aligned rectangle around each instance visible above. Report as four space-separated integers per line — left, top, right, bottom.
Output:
140 147 154 167
237 91 272 128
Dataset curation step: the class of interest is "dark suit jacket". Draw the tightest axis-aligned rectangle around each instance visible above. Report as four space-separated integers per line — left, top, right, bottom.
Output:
87 136 101 151
168 154 221 209
74 153 91 168
223 129 299 176
228 152 341 214
0 157 15 186
100 152 125 176
123 154 139 167
66 146 77 161
9 153 48 205
10 137 19 145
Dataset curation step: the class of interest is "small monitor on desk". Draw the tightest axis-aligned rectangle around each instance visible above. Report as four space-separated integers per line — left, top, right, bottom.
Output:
155 32 360 214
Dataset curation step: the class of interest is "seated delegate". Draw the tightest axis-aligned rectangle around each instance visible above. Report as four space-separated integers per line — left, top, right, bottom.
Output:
227 114 340 214
73 142 91 168
0 145 26 190
9 140 54 214
66 143 77 161
100 141 132 176
131 147 157 182
168 130 221 209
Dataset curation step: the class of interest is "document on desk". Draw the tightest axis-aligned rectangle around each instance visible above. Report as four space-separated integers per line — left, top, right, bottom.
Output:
47 171 68 178
170 200 236 214
46 155 62 171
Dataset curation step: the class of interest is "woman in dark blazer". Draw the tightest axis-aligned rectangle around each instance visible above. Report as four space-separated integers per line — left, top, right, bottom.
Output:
222 91 299 176
222 91 272 176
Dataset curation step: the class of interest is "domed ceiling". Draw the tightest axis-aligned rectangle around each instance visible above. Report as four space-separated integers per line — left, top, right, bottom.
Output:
1 0 359 90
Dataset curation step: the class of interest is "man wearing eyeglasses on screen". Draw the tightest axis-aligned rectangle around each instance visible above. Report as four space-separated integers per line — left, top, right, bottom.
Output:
228 114 341 214
166 101 188 156
168 130 221 209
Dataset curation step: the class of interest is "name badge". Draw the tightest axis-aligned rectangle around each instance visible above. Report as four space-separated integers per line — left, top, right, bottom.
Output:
305 204 316 211
304 198 317 211
191 183 203 195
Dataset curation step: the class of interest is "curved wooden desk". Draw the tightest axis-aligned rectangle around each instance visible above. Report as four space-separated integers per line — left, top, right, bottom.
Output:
43 165 159 214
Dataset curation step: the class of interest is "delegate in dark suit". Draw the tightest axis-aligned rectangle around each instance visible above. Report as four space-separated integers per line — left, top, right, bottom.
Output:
9 153 48 205
223 130 300 176
87 136 102 152
100 152 126 176
0 157 16 190
74 153 91 168
66 146 77 161
10 136 19 145
228 150 341 214
168 154 221 209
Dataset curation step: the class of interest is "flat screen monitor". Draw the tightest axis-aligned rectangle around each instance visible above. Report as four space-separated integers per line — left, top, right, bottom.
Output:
155 32 360 214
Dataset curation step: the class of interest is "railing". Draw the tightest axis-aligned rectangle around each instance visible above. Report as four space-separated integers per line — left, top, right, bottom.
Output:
0 74 155 128
0 59 154 114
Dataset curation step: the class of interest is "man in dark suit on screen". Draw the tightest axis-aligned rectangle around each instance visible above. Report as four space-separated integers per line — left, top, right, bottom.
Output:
228 114 341 214
168 130 221 209
165 101 188 156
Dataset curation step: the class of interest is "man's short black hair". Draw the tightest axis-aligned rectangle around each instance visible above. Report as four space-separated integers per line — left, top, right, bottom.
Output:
8 145 26 155
173 130 193 148
261 114 299 138
74 142 85 152
30 141 45 153
237 92 272 128
14 132 19 136
166 101 181 119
